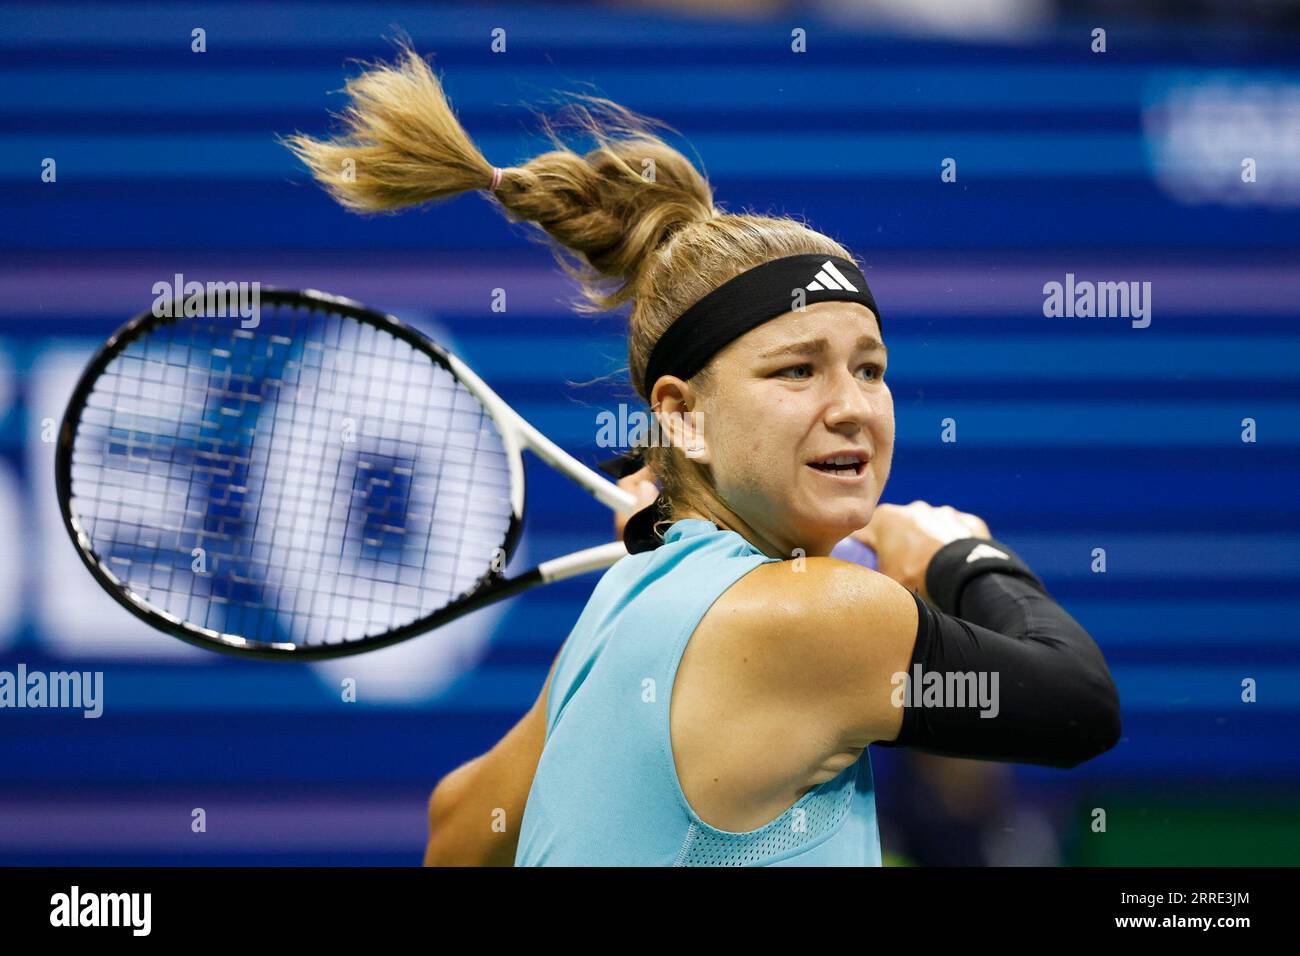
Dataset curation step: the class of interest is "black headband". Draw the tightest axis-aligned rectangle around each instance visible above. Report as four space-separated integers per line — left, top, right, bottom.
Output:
601 253 882 553
642 253 881 399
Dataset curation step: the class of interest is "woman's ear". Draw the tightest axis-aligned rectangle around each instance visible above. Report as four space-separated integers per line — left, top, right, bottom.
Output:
652 378 709 465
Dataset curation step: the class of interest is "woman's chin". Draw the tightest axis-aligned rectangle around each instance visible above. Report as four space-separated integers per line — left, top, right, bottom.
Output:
796 504 873 542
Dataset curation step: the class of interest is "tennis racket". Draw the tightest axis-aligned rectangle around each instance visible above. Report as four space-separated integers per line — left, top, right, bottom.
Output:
55 288 639 660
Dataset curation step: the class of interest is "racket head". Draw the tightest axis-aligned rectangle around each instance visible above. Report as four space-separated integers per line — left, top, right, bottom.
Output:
55 288 527 659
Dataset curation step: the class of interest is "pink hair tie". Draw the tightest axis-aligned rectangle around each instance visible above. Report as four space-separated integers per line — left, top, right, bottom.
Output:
488 167 504 191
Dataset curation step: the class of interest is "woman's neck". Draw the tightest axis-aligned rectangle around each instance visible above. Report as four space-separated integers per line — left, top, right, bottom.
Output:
673 498 809 560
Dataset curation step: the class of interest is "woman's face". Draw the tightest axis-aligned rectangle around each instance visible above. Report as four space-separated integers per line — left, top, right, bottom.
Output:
678 301 894 557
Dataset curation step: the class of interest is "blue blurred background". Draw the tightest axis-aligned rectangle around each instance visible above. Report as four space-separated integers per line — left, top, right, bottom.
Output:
1 0 1297 865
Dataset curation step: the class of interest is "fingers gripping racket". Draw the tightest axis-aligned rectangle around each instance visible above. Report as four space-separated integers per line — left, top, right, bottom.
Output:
55 288 639 660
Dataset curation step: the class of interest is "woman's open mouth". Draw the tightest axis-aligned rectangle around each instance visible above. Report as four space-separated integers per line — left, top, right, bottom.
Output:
806 451 870 480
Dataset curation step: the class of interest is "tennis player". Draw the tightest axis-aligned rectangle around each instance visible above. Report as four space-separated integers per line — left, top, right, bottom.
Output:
285 47 1121 867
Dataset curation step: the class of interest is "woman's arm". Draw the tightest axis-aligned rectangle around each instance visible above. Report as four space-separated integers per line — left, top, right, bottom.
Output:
722 540 1120 769
423 656 558 866
874 545 1122 768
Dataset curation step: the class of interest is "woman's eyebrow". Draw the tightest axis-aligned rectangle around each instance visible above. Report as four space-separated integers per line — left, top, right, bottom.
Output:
757 335 887 358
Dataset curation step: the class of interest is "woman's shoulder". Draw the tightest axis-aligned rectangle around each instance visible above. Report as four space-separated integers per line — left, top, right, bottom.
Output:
712 554 880 617
699 555 919 701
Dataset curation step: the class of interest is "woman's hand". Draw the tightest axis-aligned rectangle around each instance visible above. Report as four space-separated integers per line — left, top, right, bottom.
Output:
851 501 991 601
614 466 659 539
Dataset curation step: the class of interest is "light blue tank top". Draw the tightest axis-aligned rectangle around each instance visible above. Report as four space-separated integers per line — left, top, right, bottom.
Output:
515 518 882 866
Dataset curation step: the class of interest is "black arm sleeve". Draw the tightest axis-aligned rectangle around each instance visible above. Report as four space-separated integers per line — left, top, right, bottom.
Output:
874 545 1122 769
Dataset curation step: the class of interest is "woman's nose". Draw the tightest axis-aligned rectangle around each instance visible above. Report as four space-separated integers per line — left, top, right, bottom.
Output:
826 368 873 427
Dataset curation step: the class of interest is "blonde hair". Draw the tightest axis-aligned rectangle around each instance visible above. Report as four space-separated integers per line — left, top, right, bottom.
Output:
282 44 857 535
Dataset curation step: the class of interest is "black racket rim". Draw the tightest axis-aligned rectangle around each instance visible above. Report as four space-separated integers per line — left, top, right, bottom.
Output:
54 287 526 660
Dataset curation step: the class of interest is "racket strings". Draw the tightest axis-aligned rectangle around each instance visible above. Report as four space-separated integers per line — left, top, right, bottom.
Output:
69 299 515 649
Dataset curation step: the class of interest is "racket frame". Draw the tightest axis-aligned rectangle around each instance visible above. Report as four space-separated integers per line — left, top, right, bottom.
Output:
55 287 638 660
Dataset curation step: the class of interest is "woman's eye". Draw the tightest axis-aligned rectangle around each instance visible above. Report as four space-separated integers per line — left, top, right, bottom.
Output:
774 363 883 381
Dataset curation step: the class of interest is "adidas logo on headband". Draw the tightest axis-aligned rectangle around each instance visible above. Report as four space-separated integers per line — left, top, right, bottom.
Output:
803 260 860 293
642 253 881 404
